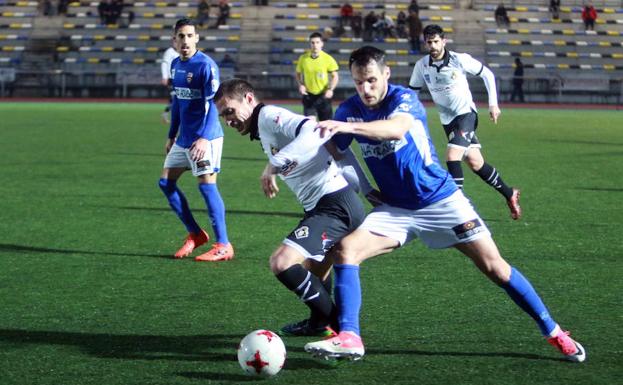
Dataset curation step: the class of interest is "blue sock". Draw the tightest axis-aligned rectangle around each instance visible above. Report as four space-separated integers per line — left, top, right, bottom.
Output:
158 178 201 234
502 266 557 336
334 264 361 335
198 183 229 244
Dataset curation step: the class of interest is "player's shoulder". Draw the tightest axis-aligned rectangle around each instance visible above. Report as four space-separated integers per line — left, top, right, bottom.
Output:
415 55 429 67
451 51 477 63
336 94 361 116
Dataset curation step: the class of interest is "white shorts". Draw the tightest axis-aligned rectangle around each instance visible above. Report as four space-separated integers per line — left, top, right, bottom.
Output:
163 138 223 176
359 190 490 249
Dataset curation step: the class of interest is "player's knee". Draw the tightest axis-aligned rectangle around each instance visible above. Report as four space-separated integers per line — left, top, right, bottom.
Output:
331 240 361 265
269 252 297 275
158 178 176 193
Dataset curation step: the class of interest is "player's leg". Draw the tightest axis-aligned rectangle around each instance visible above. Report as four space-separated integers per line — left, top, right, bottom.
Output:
159 147 208 258
192 138 233 261
454 234 585 362
443 114 471 190
302 94 315 118
465 146 521 220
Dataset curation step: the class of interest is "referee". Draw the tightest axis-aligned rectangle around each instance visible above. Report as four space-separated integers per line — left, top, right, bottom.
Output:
295 32 339 120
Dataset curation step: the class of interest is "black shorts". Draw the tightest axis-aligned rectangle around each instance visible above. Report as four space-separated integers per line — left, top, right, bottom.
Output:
285 186 365 261
442 111 481 149
302 93 333 121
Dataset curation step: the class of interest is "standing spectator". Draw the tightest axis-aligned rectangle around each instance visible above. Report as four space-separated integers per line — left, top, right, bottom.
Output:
494 3 510 28
549 0 560 20
295 32 339 121
98 0 112 24
213 0 230 28
339 3 353 32
196 0 210 28
57 0 69 15
41 0 53 16
396 11 408 39
363 11 377 42
510 57 525 103
407 10 422 52
582 2 597 31
408 0 419 15
110 0 123 25
351 11 362 38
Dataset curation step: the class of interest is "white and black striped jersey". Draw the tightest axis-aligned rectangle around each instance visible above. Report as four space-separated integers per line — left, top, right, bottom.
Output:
257 105 348 211
409 50 498 125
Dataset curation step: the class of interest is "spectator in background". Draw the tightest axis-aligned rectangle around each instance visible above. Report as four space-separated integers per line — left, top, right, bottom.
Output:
196 0 210 28
407 10 422 52
363 11 377 42
582 2 597 31
510 57 525 103
351 11 362 38
57 0 69 15
110 0 123 25
98 0 112 24
41 0 53 16
494 3 510 28
396 11 408 38
339 3 353 32
213 0 230 28
219 53 237 71
549 0 560 20
408 0 419 15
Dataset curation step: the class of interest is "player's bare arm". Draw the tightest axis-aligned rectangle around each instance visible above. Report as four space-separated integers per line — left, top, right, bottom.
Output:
324 71 339 99
260 162 280 199
189 137 209 161
489 105 501 124
316 113 414 141
295 72 308 95
165 137 175 154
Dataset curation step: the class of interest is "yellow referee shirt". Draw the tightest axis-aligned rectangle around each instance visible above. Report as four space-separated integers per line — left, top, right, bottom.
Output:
295 51 339 95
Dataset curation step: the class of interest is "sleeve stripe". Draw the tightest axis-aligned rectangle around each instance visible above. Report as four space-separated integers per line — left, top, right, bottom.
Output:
409 86 422 90
475 64 484 76
294 118 309 137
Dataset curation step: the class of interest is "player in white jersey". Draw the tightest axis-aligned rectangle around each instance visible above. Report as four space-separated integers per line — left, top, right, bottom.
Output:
304 46 585 363
409 24 521 220
160 44 179 123
214 78 378 337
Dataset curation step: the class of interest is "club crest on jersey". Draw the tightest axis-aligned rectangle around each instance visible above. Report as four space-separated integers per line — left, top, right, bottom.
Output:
270 146 280 155
451 71 458 80
452 219 485 240
397 103 411 113
321 232 334 253
186 72 194 84
294 226 309 239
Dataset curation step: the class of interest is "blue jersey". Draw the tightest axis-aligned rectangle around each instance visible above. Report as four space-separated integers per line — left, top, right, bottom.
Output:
334 84 457 210
169 51 223 148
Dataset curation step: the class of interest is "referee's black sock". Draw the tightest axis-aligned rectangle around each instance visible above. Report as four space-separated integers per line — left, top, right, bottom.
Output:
446 160 464 189
474 162 513 200
276 264 334 328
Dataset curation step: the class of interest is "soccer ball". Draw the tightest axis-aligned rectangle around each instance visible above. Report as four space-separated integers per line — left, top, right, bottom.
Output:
237 329 286 377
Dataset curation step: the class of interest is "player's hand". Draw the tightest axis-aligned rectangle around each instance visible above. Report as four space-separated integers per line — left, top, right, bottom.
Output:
165 138 175 154
161 78 169 86
260 166 279 199
489 105 501 124
298 84 308 96
189 138 209 161
315 120 349 138
324 89 334 99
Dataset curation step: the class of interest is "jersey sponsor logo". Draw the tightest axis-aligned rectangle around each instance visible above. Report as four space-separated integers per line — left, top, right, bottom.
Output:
346 117 364 123
359 138 407 160
294 226 309 239
397 103 411 113
279 159 298 176
174 87 202 100
400 93 412 101
452 218 485 240
424 74 431 83
186 72 194 84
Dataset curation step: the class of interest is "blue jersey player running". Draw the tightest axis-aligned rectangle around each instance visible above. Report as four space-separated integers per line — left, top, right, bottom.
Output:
304 46 585 363
158 18 233 262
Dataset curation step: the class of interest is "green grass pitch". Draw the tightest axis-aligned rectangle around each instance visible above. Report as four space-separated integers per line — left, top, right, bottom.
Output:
0 102 621 385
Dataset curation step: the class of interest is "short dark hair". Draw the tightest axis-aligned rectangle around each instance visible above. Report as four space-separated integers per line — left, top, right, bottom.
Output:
349 46 386 69
309 32 323 40
215 78 255 103
423 24 444 40
174 18 196 34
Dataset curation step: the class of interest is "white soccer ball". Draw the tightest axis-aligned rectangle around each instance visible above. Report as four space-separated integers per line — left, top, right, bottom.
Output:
237 329 286 377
